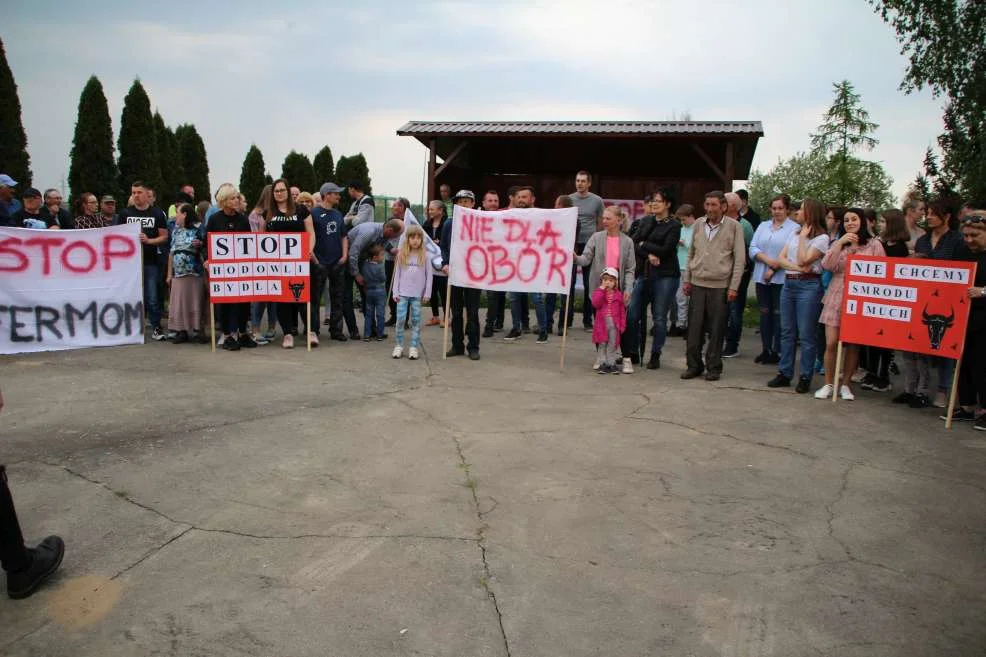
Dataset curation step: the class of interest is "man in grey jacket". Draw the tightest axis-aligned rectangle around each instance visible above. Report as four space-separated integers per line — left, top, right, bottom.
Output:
344 219 403 339
681 191 746 381
345 181 375 228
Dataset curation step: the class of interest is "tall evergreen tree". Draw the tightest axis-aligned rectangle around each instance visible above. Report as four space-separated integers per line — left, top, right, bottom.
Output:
154 112 184 207
312 145 335 186
175 124 210 203
117 79 162 199
810 80 880 206
334 153 372 214
280 150 316 193
68 75 117 202
0 37 33 187
239 144 266 209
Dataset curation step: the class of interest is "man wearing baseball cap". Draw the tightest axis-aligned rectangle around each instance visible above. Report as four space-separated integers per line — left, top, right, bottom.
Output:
442 190 482 359
0 174 17 227
310 182 350 342
10 188 57 229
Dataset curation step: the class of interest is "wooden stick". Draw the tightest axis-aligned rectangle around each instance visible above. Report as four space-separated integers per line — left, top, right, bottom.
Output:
560 292 572 371
306 301 312 352
442 279 452 359
832 340 844 403
210 302 216 353
945 356 962 430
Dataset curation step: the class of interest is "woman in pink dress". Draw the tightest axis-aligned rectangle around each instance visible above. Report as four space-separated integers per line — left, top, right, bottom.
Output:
815 208 886 400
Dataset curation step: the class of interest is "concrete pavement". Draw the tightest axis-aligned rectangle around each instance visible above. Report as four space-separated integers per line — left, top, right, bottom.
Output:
1 319 984 656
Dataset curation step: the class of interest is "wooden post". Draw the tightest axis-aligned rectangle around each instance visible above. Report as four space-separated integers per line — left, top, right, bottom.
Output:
944 356 962 429
831 341 844 403
427 139 437 204
442 281 452 359
210 302 216 353
724 142 736 191
559 292 572 371
306 302 312 352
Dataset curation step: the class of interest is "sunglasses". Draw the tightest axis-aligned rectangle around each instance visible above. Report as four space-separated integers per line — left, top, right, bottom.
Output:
962 213 986 225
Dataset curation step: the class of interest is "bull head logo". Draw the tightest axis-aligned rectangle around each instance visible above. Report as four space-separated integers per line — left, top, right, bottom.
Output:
922 304 955 350
288 281 306 302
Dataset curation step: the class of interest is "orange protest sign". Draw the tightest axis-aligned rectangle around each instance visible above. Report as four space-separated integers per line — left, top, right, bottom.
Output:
838 255 977 359
207 232 312 303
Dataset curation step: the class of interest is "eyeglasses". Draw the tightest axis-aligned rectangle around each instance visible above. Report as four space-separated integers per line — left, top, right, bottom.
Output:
273 188 288 194
962 213 986 225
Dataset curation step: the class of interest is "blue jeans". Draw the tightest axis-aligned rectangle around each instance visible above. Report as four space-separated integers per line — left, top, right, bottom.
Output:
395 297 422 348
756 283 783 356
725 268 752 352
510 292 547 331
364 287 386 337
628 276 679 359
250 302 276 332
143 263 162 329
779 278 823 380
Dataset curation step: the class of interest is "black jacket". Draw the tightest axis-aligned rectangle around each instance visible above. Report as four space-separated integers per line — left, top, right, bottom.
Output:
632 215 681 278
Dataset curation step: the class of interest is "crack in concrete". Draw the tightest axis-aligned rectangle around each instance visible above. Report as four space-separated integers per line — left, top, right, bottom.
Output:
826 465 854 560
626 414 818 460
111 526 194 581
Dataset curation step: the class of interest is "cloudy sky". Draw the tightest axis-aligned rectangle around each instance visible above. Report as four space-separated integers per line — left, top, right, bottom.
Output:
5 0 943 204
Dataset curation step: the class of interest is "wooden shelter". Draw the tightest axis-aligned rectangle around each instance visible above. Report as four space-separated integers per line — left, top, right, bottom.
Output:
396 120 764 208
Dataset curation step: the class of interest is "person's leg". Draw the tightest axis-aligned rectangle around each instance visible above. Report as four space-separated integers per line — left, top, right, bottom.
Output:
581 257 593 329
375 292 387 336
484 290 498 335
327 265 346 337
409 298 422 348
777 282 797 380
637 279 652 361
277 303 297 336
508 293 523 333
958 328 986 409
705 287 729 375
675 281 688 330
796 281 823 381
915 355 931 399
342 271 359 336
625 279 645 363
362 295 374 338
769 283 783 356
465 288 481 352
934 357 955 398
567 243 584 328
395 297 408 348
385 259 397 324
724 270 750 355
532 293 547 337
143 263 162 332
450 285 465 352
430 282 441 318
822 325 839 385
755 283 772 358
650 276 677 359
495 291 505 328
685 286 707 373
544 294 556 333
1 465 64 599
604 315 618 367
310 265 327 335
841 345 860 388
0 465 29 573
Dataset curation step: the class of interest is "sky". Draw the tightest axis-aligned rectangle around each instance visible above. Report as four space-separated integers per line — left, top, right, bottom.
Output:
4 0 945 205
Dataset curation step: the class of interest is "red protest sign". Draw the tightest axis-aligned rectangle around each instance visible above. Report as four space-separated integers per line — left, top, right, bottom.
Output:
839 255 977 358
207 232 312 303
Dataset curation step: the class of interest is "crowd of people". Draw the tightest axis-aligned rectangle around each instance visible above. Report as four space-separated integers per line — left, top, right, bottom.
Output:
2 170 985 432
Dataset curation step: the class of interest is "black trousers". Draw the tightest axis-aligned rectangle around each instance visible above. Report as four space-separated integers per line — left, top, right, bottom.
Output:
312 264 346 336
218 302 249 335
485 291 506 329
342 270 360 335
276 302 307 336
450 286 481 352
686 285 729 374
430 277 448 317
0 465 28 573
385 259 397 320
959 325 986 407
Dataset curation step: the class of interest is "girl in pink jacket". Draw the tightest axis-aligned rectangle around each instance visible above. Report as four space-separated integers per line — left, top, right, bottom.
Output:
591 267 627 374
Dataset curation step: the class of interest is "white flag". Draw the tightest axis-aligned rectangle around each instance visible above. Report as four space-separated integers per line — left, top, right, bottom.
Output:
399 208 446 276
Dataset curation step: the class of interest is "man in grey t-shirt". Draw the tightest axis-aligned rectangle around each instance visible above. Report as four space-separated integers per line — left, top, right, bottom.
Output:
565 170 605 331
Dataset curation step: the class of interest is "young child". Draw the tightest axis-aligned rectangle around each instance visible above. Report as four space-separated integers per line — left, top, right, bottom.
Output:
591 267 627 374
361 244 388 341
392 225 433 360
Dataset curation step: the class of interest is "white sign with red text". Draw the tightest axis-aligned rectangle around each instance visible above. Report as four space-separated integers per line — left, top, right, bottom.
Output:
448 206 578 294
0 224 144 354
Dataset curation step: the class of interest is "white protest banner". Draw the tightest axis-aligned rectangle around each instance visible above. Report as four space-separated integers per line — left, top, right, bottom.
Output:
448 206 577 294
0 224 144 354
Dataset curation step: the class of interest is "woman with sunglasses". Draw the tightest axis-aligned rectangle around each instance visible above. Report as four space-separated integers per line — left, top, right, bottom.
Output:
948 209 986 430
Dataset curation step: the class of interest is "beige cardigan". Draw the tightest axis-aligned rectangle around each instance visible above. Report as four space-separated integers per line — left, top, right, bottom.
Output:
683 216 746 290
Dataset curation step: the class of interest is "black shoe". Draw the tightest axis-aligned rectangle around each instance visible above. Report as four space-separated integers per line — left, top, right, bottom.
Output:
892 392 916 405
482 326 494 338
238 334 258 349
870 378 892 393
942 408 976 422
375 333 387 341
859 373 878 390
646 353 661 370
468 350 480 361
546 324 554 335
681 369 703 380
362 336 371 342
909 394 931 409
762 352 780 365
350 332 361 341
222 336 241 351
754 350 768 364
975 416 986 431
668 325 683 337
598 364 611 374
504 328 522 341
446 348 465 357
6 536 65 599
323 317 331 326
722 348 739 359
494 323 504 332
331 333 348 342
705 372 721 381
194 332 210 344
536 331 548 344
173 330 189 344
522 326 532 334
610 364 621 375
385 317 397 327
795 376 811 394
557 326 565 337
767 374 791 388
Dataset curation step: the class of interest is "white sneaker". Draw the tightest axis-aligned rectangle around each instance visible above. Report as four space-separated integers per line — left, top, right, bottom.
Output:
593 353 603 370
408 347 419 360
839 385 855 401
622 359 634 374
814 384 834 399
392 345 403 359
309 332 319 347
932 391 947 408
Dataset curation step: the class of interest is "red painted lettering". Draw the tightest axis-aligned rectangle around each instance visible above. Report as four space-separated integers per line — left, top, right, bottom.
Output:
516 247 541 283
479 216 494 243
503 218 530 243
535 221 563 250
0 237 29 273
488 246 516 284
460 213 478 241
546 247 568 286
61 241 98 273
24 236 67 276
102 234 137 271
465 245 489 282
